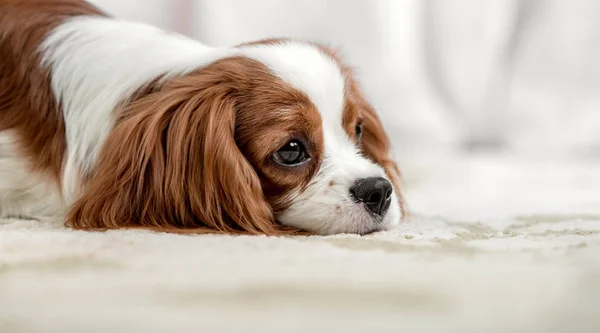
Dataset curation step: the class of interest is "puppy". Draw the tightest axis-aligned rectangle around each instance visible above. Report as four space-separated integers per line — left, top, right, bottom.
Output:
0 0 405 235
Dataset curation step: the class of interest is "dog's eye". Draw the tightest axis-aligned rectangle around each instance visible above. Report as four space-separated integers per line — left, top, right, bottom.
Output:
273 140 308 166
355 122 363 142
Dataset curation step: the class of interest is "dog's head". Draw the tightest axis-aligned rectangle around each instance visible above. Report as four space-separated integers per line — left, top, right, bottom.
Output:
68 40 404 235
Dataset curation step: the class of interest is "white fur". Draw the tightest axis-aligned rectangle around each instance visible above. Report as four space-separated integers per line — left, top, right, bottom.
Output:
0 132 65 221
38 16 399 234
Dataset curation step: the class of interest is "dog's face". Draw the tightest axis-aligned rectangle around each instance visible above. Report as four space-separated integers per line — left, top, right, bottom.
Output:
235 43 404 234
68 41 404 235
241 93 403 235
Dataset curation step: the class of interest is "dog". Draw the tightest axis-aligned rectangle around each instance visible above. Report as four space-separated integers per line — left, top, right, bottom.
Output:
0 0 404 235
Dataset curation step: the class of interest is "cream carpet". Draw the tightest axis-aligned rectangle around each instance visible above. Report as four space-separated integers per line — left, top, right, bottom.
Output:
2 155 600 333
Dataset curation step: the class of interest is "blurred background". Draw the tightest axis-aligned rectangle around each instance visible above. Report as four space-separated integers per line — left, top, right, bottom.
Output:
88 0 600 218
89 0 600 159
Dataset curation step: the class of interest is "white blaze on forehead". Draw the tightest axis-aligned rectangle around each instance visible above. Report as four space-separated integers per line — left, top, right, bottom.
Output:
238 42 346 126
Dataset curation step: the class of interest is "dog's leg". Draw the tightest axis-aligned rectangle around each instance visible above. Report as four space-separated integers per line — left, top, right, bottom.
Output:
0 131 65 222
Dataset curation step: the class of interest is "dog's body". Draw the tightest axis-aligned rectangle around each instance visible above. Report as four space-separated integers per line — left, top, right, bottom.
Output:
0 0 404 235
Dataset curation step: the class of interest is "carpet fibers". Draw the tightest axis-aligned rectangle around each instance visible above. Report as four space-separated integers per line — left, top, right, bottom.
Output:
2 156 600 333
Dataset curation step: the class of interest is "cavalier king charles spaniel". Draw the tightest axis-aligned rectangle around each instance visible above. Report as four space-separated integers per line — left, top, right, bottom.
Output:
0 0 405 235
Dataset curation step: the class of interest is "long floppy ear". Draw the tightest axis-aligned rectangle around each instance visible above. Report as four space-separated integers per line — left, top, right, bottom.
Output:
351 84 407 218
66 71 296 234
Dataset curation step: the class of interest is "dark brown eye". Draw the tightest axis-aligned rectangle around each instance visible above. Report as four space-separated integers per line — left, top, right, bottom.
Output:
355 122 363 142
272 140 309 166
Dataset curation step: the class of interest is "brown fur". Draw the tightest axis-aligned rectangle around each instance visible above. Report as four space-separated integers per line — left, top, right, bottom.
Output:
66 57 322 235
0 0 105 185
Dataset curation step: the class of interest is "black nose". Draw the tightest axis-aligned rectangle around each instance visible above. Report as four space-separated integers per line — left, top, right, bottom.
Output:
349 177 393 218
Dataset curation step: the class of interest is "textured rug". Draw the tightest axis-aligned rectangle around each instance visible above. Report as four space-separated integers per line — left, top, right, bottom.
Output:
1 155 600 333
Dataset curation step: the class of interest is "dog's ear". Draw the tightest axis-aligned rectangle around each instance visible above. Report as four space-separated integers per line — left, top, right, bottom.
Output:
66 70 295 234
349 83 406 218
